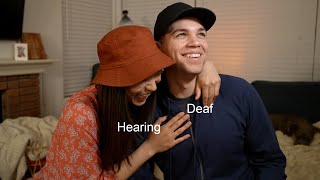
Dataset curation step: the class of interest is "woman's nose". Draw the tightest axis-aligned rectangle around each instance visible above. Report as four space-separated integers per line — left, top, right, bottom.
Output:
146 80 157 92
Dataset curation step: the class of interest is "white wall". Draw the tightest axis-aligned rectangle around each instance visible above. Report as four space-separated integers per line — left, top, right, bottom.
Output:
0 42 15 59
314 0 320 81
117 0 195 31
23 0 64 117
0 0 64 117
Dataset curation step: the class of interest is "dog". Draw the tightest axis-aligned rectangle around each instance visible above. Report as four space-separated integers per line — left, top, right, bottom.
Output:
270 114 320 145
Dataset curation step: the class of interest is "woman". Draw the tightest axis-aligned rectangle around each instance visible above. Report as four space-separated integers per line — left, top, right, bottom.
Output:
33 26 191 179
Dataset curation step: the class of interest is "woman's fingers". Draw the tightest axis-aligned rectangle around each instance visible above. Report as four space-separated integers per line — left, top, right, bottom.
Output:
165 112 192 140
213 78 221 99
148 113 192 153
173 134 191 145
154 115 167 125
206 84 215 107
165 112 186 127
170 113 190 131
173 121 192 136
201 83 210 106
194 82 202 101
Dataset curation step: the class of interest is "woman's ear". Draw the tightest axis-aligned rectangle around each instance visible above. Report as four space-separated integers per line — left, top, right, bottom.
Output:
156 41 161 48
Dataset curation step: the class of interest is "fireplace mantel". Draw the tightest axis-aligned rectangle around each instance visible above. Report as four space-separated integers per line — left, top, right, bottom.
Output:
0 59 58 76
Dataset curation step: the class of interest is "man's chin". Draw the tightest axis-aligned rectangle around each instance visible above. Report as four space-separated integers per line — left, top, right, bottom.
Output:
189 67 204 75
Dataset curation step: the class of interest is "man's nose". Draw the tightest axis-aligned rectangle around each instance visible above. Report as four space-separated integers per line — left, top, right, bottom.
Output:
188 35 201 47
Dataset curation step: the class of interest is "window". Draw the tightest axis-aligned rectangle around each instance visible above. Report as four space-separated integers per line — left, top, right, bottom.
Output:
199 0 318 82
62 0 112 97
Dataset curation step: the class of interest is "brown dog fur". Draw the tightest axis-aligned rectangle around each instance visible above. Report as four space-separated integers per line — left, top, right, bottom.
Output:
270 114 320 145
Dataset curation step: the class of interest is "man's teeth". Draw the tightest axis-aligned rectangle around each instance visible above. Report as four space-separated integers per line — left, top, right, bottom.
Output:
186 53 201 58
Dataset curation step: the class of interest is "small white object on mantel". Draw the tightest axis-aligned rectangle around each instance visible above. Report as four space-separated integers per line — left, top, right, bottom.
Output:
0 59 58 76
13 43 28 61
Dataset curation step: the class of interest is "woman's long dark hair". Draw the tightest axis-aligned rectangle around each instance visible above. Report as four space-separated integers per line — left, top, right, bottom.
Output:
96 84 156 172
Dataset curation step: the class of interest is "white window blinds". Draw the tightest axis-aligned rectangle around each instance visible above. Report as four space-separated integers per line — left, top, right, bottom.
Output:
122 0 195 32
198 0 318 82
62 0 112 97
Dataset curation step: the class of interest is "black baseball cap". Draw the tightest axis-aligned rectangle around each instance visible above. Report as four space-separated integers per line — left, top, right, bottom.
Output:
154 2 216 41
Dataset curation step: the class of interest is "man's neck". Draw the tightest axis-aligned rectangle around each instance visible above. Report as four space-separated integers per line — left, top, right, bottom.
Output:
165 69 197 98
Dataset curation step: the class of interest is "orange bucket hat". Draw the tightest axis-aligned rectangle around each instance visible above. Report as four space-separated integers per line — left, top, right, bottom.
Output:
92 25 175 87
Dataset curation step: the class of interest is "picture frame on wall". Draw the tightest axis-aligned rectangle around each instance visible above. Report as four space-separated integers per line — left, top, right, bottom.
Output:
14 43 28 61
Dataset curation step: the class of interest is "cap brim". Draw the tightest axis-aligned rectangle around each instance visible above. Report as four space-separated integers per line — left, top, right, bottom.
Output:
92 50 174 87
177 7 216 31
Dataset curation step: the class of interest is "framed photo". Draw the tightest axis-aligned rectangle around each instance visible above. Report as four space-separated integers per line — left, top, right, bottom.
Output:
14 43 28 61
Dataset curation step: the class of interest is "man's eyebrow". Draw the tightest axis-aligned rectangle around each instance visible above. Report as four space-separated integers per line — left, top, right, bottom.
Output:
170 27 206 34
198 27 206 32
170 28 187 34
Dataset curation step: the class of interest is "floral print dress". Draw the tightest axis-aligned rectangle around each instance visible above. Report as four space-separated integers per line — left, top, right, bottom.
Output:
33 85 116 179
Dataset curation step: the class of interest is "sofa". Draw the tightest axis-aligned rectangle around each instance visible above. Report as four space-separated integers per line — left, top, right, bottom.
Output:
251 80 320 180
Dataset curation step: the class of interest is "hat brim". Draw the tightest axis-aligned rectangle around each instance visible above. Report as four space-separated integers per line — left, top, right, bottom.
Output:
92 50 174 87
176 7 216 31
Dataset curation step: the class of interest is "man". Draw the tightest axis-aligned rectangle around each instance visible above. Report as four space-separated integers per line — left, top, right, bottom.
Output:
152 2 286 179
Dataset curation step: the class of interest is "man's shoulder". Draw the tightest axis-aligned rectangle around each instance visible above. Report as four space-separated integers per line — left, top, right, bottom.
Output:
219 74 256 96
220 74 251 88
